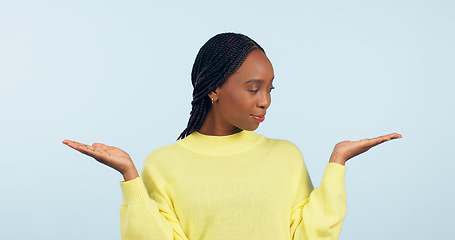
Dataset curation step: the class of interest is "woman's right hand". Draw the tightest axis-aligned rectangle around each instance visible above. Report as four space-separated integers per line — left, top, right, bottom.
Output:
62 139 139 181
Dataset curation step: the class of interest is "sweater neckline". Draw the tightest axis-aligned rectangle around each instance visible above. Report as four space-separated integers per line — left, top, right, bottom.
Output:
177 130 265 155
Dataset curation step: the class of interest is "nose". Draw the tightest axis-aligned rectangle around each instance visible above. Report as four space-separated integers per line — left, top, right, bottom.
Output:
257 92 271 109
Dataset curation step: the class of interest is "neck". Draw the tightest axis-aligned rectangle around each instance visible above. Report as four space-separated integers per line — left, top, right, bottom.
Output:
177 130 264 155
198 108 242 136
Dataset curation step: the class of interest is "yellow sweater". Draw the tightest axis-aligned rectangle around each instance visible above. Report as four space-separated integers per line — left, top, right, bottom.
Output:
120 130 346 240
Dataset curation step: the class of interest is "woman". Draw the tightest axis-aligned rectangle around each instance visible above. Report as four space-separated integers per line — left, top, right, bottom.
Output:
63 33 401 240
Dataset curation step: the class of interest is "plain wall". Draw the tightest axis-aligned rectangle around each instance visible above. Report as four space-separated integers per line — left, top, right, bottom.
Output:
1 0 454 239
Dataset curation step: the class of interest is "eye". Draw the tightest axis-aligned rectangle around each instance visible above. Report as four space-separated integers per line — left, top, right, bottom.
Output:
248 89 259 93
267 87 275 93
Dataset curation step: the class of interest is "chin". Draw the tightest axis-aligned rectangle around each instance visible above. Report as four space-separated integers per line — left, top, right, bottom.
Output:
240 124 259 131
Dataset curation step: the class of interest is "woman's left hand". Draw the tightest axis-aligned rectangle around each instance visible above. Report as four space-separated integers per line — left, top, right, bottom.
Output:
329 133 402 166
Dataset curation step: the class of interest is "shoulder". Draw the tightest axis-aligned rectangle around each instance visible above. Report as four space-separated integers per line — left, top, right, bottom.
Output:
260 135 305 163
262 135 302 153
143 141 182 168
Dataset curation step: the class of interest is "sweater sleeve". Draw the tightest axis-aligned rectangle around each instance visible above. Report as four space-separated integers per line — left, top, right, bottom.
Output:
119 164 188 240
290 162 347 240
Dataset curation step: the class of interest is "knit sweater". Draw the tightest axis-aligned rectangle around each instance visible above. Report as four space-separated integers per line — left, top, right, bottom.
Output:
119 130 347 240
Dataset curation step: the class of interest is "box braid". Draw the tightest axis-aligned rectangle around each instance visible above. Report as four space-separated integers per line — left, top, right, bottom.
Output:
177 33 265 140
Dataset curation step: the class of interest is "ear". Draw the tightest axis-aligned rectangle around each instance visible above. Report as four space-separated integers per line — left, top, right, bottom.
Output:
208 89 219 102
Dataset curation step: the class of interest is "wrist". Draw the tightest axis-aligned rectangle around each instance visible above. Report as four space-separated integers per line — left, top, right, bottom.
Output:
329 159 346 166
122 165 139 181
329 152 347 166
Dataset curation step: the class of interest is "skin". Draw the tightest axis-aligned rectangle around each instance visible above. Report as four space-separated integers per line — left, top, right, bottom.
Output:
199 50 274 136
63 49 402 181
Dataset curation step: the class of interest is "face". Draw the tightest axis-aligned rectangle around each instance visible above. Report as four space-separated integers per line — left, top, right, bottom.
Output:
209 49 275 132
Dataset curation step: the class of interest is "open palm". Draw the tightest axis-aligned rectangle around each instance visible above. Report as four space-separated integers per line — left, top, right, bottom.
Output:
62 140 139 180
329 133 402 165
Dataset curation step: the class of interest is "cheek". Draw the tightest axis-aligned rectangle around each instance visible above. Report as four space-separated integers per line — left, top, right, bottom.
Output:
221 92 253 115
232 92 254 112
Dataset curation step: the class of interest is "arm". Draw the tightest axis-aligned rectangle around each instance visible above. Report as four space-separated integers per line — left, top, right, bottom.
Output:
62 140 188 240
290 163 346 240
290 133 402 239
120 159 188 240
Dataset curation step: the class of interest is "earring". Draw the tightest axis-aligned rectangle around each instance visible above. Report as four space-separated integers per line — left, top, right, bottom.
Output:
211 98 214 104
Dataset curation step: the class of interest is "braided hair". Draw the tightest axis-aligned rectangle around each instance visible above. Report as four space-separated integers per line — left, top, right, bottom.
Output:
177 33 265 140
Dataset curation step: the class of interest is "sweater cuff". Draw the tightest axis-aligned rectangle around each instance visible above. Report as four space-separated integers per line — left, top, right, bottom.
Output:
120 177 150 204
321 162 346 186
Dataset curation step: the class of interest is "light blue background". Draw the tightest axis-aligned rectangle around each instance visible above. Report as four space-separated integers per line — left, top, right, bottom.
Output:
1 0 454 239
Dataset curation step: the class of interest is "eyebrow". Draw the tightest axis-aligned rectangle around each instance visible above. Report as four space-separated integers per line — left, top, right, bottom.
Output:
243 77 275 85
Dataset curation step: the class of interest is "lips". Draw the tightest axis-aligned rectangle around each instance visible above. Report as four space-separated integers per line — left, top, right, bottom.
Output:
250 114 265 122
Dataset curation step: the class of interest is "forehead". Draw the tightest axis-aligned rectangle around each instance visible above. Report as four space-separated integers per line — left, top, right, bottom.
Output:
226 49 275 84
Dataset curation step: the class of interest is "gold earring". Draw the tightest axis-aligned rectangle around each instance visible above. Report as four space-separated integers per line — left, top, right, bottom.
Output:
211 98 214 104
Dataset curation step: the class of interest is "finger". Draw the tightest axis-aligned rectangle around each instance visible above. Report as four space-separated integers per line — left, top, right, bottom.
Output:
63 140 109 151
362 133 402 148
63 140 90 151
74 144 109 159
389 133 402 139
63 139 79 146
92 143 111 150
63 140 101 156
376 133 402 141
63 139 84 149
